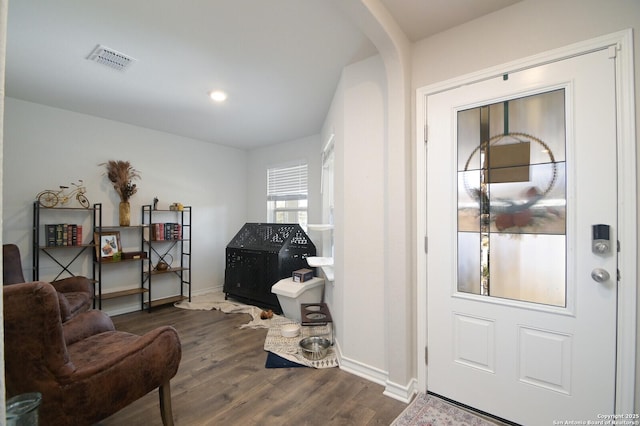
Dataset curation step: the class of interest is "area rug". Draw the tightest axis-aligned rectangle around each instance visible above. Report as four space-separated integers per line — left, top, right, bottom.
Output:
391 393 500 426
263 316 339 369
174 291 281 329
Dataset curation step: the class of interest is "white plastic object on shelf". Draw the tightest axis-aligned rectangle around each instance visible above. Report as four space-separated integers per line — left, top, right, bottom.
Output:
307 257 334 282
306 256 333 267
307 224 334 231
306 225 334 282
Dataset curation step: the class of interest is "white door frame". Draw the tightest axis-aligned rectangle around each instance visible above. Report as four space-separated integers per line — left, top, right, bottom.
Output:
415 29 637 414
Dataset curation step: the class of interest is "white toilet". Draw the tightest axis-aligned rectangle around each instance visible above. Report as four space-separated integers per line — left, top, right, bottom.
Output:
272 276 325 323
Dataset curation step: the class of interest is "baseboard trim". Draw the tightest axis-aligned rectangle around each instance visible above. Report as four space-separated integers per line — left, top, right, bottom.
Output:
340 354 388 386
193 285 223 296
102 302 140 317
384 378 417 403
336 341 416 403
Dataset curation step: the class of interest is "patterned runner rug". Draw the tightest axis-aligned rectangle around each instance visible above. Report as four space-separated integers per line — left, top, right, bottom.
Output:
392 393 502 426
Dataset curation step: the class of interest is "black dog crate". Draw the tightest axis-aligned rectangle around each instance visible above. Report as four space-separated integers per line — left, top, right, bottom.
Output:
223 223 316 312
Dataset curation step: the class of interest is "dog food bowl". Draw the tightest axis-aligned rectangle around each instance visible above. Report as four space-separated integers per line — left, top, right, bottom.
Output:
280 323 300 338
299 336 330 360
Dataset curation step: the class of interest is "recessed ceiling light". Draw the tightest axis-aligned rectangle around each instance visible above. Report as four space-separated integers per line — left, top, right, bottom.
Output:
209 90 227 102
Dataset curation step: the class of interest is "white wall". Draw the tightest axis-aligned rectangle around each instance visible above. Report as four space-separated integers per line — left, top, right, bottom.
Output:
3 98 247 314
342 55 387 368
321 72 345 357
245 134 322 225
322 54 389 379
328 1 415 401
413 0 640 91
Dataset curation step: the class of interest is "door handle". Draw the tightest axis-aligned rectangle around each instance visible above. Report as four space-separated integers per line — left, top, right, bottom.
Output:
591 268 610 283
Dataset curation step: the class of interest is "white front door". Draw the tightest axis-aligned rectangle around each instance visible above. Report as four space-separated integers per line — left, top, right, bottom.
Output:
426 49 617 424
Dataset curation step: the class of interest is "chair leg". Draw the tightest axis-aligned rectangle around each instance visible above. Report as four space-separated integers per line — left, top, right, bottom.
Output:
159 381 174 426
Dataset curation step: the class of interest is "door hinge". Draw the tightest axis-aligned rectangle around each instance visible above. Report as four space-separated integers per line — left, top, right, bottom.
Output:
424 236 428 254
617 240 620 252
424 124 428 144
608 44 618 59
425 346 428 365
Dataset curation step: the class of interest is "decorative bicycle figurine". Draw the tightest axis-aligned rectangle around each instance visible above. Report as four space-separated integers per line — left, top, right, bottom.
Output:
36 180 90 208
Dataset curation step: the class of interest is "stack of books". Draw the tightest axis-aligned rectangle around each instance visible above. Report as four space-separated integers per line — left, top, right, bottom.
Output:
45 224 83 247
150 223 182 241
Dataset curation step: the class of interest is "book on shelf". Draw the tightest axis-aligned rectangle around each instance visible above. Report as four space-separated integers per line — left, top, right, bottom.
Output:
45 223 83 247
150 223 182 241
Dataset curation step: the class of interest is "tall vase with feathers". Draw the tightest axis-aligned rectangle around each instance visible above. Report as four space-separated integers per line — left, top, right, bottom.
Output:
100 160 140 227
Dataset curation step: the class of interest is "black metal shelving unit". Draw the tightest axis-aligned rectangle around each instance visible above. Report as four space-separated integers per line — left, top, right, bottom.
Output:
92 203 147 310
32 201 97 297
141 205 191 312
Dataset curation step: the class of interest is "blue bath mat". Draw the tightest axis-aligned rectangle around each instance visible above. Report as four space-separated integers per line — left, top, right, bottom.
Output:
265 351 307 368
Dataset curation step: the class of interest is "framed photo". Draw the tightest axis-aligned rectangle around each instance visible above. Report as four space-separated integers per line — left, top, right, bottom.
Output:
95 231 121 259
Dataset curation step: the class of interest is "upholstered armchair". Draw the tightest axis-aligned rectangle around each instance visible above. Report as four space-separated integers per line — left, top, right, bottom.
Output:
3 243 93 321
4 281 182 425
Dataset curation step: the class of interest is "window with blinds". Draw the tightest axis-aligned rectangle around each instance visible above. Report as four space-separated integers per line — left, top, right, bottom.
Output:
267 163 308 226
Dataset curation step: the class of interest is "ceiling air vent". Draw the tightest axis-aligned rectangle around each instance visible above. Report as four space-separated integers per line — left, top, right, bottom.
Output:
86 44 136 71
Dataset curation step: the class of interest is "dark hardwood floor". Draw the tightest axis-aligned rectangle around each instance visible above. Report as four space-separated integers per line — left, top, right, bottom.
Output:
98 305 408 426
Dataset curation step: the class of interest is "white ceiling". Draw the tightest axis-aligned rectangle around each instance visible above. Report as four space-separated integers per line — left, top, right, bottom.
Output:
5 0 520 149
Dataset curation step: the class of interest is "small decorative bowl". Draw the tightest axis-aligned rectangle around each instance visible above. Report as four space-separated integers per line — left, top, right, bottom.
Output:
280 323 300 338
299 336 331 360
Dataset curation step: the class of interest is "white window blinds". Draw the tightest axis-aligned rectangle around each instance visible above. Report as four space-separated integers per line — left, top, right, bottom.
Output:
267 163 308 201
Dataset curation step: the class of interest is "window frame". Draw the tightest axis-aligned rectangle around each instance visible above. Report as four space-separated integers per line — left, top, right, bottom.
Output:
267 161 308 225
